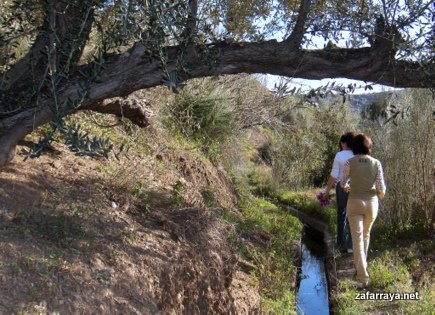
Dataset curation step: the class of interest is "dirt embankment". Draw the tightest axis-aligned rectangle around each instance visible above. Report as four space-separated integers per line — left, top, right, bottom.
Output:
0 143 260 314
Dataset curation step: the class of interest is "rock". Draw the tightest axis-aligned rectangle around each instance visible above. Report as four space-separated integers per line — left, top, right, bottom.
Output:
111 201 118 208
51 160 62 169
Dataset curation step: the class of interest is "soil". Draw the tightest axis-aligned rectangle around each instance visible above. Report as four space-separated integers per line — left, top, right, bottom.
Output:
0 142 260 314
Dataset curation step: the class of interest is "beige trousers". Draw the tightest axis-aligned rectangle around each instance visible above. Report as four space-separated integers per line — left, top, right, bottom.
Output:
346 198 378 285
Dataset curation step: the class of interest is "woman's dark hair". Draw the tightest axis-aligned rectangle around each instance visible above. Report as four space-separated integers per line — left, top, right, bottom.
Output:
339 131 356 150
351 134 373 155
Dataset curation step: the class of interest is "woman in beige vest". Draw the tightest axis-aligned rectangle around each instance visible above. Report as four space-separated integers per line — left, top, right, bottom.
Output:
340 134 386 287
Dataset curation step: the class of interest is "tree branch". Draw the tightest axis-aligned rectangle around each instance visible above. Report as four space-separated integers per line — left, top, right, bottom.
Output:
182 0 198 56
85 95 154 127
284 0 313 49
0 37 433 165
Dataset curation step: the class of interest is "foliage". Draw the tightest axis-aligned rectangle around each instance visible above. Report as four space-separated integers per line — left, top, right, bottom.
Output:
336 244 433 314
367 90 434 233
0 0 43 73
1 0 432 166
171 179 185 206
273 189 337 239
169 91 235 141
269 101 358 189
21 121 129 161
165 85 237 160
201 186 217 207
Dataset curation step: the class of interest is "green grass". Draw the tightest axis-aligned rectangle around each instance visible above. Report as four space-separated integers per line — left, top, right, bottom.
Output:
221 195 302 313
368 252 410 291
335 248 434 314
254 187 338 241
247 181 434 315
335 279 365 315
263 291 297 315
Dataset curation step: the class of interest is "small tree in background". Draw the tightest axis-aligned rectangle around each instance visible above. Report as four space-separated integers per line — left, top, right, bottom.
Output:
269 101 359 189
370 90 434 235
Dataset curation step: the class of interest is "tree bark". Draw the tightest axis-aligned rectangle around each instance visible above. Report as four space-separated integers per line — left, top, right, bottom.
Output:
86 95 154 127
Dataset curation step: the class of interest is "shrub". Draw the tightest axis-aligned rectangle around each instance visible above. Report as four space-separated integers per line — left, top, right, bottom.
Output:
166 89 236 159
269 101 358 190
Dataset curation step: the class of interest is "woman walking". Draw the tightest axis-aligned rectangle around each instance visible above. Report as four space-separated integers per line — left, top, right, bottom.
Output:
323 132 356 253
340 134 386 287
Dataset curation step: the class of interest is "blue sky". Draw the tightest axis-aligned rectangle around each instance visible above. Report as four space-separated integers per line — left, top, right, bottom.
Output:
252 2 409 94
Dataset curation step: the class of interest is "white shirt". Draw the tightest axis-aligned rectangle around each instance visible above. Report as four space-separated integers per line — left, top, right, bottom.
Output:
330 149 354 182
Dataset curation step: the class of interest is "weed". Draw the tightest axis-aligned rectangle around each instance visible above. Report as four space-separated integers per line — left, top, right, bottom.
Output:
96 269 113 285
132 181 170 210
398 287 434 314
227 231 251 258
132 180 146 199
217 208 239 223
263 291 297 315
108 251 122 263
271 189 337 239
369 252 411 291
165 89 237 160
69 204 97 218
403 250 420 271
121 228 138 242
201 186 217 207
139 204 151 214
171 180 185 206
33 301 48 315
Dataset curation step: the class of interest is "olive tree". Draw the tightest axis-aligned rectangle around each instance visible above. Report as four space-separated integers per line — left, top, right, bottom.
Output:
0 0 433 165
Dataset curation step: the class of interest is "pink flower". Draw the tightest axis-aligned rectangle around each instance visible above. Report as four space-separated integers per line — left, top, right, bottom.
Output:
316 191 332 207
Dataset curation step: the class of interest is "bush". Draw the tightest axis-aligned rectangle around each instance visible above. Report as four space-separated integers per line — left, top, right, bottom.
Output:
166 89 236 159
269 101 358 189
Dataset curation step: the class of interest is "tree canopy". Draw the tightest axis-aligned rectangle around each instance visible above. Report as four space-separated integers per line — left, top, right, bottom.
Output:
0 0 434 165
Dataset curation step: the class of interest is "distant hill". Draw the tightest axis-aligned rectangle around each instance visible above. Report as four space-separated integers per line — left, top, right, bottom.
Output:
347 90 404 111
305 90 406 112
291 88 406 112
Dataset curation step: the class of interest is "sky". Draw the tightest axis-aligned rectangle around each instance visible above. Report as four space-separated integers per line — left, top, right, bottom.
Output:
259 74 401 95
252 2 409 95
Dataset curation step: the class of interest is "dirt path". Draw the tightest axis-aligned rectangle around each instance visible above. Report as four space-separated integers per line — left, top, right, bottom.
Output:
335 254 356 281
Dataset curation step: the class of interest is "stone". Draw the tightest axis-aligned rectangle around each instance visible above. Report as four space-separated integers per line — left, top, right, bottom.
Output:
51 160 62 169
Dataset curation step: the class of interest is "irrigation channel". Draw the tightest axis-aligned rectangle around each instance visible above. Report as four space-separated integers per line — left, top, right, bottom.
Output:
296 226 330 315
278 204 337 315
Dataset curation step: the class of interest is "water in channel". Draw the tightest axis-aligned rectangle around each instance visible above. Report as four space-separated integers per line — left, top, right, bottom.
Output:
296 227 330 315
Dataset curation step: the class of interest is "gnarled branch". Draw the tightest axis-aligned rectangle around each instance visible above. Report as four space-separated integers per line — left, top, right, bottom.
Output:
85 95 154 127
